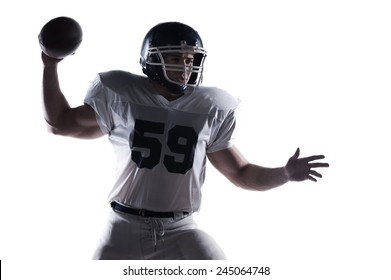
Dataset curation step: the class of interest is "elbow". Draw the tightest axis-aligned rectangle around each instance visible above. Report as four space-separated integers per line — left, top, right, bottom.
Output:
226 169 260 191
45 122 64 136
232 179 263 192
44 118 69 136
227 166 279 192
232 178 274 192
44 118 103 139
230 179 252 190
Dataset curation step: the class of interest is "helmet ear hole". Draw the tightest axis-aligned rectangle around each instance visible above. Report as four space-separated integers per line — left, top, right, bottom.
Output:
148 53 160 63
139 57 145 68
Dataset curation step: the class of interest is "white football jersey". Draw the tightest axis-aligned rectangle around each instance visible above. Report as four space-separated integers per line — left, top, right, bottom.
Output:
84 71 240 213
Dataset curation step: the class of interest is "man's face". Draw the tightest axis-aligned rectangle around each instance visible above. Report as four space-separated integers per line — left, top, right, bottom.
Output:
162 52 195 85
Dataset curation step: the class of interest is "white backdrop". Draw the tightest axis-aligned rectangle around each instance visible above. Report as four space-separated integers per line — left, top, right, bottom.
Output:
1 0 390 279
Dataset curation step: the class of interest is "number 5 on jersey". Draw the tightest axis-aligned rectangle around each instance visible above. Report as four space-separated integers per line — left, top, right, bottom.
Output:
131 119 198 174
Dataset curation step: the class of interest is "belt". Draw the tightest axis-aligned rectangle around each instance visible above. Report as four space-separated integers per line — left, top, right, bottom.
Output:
111 202 188 218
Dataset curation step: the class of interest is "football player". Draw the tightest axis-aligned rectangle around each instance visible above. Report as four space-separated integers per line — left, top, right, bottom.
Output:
41 22 329 259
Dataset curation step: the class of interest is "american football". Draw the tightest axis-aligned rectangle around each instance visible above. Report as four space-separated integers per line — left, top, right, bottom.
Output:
38 16 83 59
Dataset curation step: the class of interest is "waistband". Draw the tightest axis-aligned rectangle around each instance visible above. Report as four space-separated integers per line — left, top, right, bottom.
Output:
110 201 189 218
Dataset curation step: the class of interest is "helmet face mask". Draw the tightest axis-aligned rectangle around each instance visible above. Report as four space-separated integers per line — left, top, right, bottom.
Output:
140 22 207 94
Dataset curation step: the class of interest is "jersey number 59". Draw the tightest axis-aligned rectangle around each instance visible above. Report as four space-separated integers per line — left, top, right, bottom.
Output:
131 119 198 174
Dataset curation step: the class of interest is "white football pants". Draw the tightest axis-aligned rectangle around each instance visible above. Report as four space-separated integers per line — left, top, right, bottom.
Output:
92 207 226 260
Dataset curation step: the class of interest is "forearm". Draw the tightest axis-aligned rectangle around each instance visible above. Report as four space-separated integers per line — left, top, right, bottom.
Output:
231 164 289 191
42 63 71 129
208 146 289 191
209 146 328 191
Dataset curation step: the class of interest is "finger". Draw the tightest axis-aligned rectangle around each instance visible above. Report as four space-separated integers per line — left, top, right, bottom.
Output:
302 155 325 162
41 51 63 63
309 162 330 168
291 148 300 160
307 175 317 182
309 170 322 178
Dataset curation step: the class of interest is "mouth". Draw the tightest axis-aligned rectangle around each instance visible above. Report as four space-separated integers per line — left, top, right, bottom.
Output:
170 75 187 84
165 70 190 85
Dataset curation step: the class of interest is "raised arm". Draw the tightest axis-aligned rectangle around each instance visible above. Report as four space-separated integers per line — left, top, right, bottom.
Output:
207 146 329 191
42 52 103 139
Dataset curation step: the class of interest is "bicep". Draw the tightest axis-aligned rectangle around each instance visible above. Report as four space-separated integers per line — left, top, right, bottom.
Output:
207 146 249 184
48 104 104 139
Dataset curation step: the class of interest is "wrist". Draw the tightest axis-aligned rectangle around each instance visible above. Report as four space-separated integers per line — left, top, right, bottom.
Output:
282 166 290 183
43 61 59 70
42 52 62 67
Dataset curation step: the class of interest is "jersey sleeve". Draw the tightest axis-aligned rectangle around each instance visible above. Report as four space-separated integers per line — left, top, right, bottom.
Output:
84 74 113 135
206 108 238 153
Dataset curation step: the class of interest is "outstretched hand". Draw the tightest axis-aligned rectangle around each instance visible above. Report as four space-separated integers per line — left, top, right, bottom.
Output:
284 148 329 182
